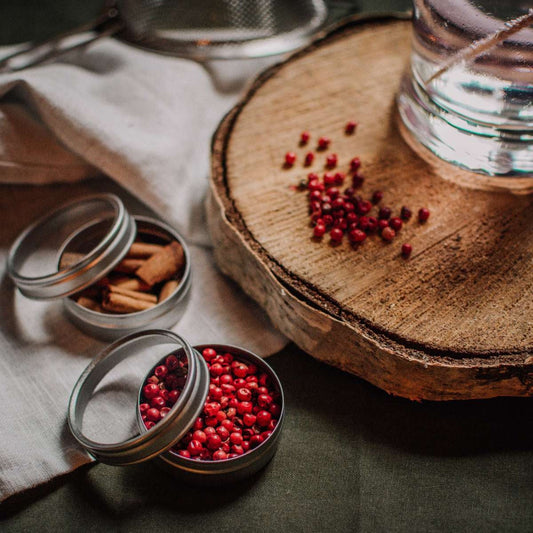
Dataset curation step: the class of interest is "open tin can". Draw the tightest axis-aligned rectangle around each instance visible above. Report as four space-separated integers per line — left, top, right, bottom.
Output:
67 330 285 484
6 194 191 339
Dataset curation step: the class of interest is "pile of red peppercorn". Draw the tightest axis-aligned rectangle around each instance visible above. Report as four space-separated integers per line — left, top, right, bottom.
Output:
139 348 281 461
285 123 430 259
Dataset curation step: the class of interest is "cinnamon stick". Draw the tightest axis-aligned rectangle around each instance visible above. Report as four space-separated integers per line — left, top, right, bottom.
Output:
111 276 151 292
107 284 158 303
76 296 103 312
113 258 145 274
136 241 184 287
102 292 156 313
126 242 164 258
159 280 179 302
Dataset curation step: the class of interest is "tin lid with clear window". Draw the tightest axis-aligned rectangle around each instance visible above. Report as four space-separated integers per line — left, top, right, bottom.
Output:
6 194 136 300
67 330 210 465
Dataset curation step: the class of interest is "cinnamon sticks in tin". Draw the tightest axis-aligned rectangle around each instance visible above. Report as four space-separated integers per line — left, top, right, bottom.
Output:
72 236 185 314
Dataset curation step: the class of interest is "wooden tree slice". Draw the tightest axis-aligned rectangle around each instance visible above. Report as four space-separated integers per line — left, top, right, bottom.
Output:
207 16 533 400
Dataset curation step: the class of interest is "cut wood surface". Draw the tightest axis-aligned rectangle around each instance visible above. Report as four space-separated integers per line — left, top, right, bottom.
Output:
207 16 533 400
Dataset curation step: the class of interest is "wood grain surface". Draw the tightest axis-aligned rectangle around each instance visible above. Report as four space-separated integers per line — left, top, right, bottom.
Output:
208 16 533 400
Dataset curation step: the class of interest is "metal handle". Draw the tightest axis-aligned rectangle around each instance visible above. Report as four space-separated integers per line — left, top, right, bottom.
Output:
0 7 123 73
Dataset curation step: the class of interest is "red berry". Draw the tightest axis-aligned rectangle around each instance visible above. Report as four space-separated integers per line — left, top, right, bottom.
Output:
378 219 389 230
216 426 230 441
250 435 264 449
231 445 244 455
146 408 161 422
330 227 344 242
230 432 243 445
178 449 191 458
401 243 413 259
418 207 430 222
207 434 222 450
210 363 224 376
269 403 282 417
389 217 403 231
142 383 160 400
221 419 234 432
323 172 335 186
300 131 310 144
313 224 326 238
401 206 412 221
326 154 338 168
188 439 203 456
233 364 248 378
165 354 179 370
243 413 257 427
378 206 392 220
150 396 166 409
154 365 168 378
357 200 372 215
256 410 272 427
212 450 228 461
345 121 357 134
202 348 217 362
204 402 220 416
372 190 383 204
236 387 252 402
366 216 378 233
168 389 180 404
285 152 296 166
349 229 366 243
237 401 253 415
381 227 396 241
318 136 331 150
350 157 361 172
304 152 314 166
193 430 207 444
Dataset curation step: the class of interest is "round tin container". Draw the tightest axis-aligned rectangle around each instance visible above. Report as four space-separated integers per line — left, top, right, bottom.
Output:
67 331 284 484
6 194 191 339
148 344 284 485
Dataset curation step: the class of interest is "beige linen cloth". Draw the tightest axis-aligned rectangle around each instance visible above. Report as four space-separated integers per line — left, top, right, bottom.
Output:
0 39 287 502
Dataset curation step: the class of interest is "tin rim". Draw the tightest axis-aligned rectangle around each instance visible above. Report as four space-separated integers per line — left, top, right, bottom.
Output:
7 194 136 300
68 330 210 465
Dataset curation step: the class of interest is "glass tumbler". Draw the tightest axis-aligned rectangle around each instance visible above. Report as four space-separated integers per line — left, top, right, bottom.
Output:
397 0 533 179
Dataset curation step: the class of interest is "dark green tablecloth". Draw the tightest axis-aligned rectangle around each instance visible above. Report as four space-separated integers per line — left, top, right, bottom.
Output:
1 1 532 532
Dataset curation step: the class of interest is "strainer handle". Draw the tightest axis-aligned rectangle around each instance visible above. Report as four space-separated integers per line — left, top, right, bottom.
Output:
0 7 123 73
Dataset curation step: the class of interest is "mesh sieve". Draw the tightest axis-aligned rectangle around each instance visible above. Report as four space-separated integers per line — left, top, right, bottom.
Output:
0 0 328 71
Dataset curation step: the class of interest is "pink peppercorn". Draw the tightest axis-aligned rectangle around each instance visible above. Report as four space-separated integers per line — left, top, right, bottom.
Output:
300 131 310 144
345 121 357 134
381 227 396 242
330 227 344 242
389 217 403 231
401 243 413 259
418 207 430 222
313 224 326 238
326 154 338 168
284 152 296 166
318 136 331 150
400 206 412 221
372 190 383 204
350 157 361 172
305 152 314 166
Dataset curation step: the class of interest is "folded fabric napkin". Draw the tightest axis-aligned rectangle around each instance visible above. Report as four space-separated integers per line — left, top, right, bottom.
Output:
0 39 287 502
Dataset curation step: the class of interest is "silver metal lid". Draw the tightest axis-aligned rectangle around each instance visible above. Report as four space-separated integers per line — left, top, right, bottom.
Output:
6 194 136 300
68 330 210 465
